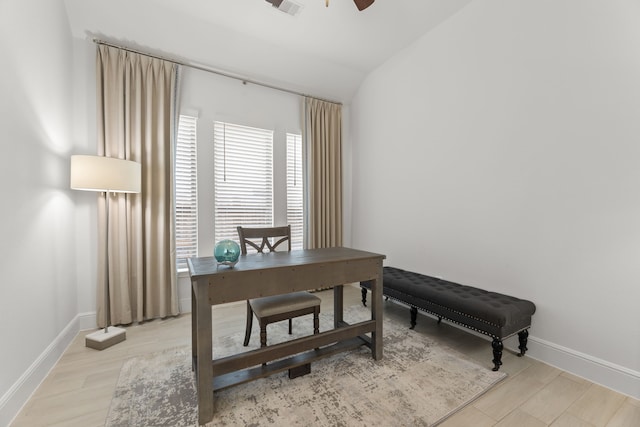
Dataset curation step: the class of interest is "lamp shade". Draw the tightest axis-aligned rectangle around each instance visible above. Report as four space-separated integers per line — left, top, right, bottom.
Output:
70 155 141 193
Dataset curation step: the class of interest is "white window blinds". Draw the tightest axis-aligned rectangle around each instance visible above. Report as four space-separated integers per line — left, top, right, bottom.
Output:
286 133 303 250
175 115 198 270
214 121 274 243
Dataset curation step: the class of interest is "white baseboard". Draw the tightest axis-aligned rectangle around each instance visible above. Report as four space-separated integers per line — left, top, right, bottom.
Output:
526 336 640 400
0 315 80 427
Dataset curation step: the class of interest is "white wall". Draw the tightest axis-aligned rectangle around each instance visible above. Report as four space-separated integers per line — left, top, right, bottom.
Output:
0 0 83 424
71 39 99 322
350 0 640 398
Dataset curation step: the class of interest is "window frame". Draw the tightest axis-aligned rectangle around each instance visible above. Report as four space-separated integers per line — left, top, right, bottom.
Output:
286 132 304 250
175 114 198 271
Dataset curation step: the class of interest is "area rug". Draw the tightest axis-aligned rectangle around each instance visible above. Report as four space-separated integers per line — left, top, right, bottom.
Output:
105 305 505 426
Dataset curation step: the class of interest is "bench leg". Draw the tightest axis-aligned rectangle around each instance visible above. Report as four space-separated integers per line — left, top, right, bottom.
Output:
492 338 503 371
517 330 529 356
410 307 417 329
361 284 388 307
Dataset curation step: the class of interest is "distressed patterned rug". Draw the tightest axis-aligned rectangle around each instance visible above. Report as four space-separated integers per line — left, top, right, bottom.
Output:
106 305 505 426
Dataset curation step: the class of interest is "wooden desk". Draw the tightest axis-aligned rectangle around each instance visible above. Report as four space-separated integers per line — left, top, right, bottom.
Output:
188 247 385 425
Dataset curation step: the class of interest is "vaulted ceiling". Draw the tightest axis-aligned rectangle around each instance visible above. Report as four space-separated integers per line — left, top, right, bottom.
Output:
64 0 472 103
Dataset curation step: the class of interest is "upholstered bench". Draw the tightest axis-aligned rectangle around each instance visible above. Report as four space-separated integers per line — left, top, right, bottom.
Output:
361 266 536 371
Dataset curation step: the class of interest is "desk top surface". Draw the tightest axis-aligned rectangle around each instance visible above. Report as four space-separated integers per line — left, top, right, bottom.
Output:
187 246 385 280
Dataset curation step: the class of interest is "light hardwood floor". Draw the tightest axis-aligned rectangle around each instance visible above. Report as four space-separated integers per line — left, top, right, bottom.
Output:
11 284 640 426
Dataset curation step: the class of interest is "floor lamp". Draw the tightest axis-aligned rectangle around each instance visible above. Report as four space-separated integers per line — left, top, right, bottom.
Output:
70 155 141 350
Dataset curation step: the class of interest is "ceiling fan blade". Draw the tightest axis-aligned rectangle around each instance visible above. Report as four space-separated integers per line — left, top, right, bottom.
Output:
354 0 374 11
265 0 284 7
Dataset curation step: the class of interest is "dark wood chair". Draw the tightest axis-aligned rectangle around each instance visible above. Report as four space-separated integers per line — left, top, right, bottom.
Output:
237 225 320 347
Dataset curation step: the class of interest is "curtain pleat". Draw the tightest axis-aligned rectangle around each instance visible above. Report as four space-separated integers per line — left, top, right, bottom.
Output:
304 97 343 249
96 45 179 327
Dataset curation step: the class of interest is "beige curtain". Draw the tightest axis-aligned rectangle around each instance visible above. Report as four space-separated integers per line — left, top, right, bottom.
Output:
96 44 179 327
304 97 343 249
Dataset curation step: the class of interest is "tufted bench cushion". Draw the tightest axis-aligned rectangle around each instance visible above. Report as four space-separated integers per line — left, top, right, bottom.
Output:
361 266 536 371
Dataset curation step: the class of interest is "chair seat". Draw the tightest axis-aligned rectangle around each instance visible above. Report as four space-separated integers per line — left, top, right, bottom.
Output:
250 292 321 318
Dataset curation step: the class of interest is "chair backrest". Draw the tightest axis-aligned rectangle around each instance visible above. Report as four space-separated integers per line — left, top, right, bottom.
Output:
237 225 291 254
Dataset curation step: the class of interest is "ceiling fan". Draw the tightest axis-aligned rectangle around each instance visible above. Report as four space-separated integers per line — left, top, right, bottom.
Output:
351 0 375 11
266 0 375 12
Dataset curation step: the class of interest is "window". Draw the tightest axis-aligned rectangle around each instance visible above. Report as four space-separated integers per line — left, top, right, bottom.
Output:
287 133 303 250
214 121 274 242
175 115 198 270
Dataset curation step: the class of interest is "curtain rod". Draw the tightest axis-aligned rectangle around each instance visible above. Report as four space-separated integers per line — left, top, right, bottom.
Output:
93 39 342 106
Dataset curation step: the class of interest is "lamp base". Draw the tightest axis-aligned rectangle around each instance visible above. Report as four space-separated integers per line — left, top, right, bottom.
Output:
85 326 126 350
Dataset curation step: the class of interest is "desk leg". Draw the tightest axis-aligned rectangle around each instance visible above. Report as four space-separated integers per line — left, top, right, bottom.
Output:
191 283 197 366
371 271 384 360
194 278 213 424
333 284 344 328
